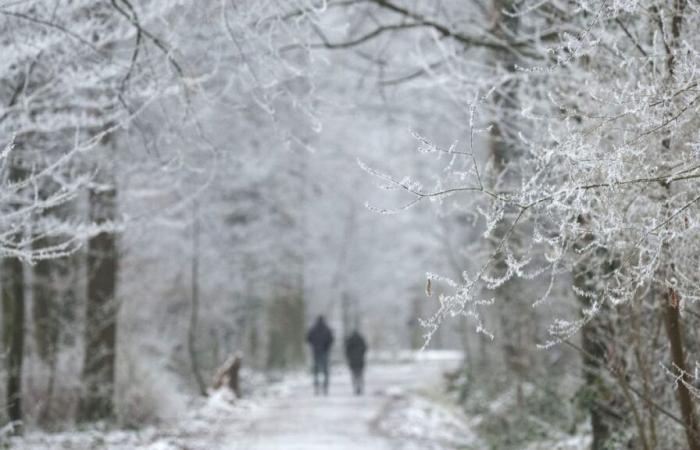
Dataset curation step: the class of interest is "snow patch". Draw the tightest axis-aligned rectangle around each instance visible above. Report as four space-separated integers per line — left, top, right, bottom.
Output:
376 393 483 449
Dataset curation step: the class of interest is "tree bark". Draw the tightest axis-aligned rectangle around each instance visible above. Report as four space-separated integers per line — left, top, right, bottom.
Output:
1 151 27 435
580 312 612 449
655 1 698 446
32 234 62 365
572 216 617 450
212 354 242 398
188 200 207 396
488 0 531 401
33 223 76 423
78 182 118 422
663 289 700 450
2 255 25 435
32 239 59 425
266 292 306 370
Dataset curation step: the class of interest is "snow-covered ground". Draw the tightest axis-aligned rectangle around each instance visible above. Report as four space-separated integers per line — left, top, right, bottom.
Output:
8 351 480 450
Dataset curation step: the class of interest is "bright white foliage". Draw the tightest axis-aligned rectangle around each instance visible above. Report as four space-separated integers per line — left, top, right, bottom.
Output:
360 0 700 347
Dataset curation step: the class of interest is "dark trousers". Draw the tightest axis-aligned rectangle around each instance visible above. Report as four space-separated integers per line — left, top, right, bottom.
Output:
350 367 364 395
313 352 329 395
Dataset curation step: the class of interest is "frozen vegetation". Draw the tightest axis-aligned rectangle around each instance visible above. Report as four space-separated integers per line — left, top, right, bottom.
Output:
8 353 479 449
3 0 700 448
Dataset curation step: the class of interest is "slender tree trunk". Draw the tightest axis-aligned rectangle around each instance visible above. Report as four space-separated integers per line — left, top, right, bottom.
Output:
266 290 306 370
34 239 76 423
663 288 700 450
188 200 207 396
573 227 610 450
32 239 60 364
2 152 27 435
489 0 531 400
580 312 612 449
572 217 618 449
78 181 118 422
2 256 24 435
654 2 698 447
40 348 59 425
32 241 58 425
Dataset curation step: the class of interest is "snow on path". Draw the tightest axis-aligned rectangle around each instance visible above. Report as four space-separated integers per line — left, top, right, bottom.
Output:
9 351 479 450
224 351 474 450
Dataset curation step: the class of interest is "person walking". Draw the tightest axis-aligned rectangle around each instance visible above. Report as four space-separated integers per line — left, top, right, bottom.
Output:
344 330 367 395
306 315 334 395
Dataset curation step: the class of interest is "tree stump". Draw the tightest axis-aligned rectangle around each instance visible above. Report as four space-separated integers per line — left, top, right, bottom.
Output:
212 354 242 398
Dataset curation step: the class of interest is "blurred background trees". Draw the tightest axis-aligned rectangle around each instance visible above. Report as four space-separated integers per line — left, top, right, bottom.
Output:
2 1 700 449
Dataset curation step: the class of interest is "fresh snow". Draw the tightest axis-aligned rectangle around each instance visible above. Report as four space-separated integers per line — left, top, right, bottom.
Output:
9 352 477 450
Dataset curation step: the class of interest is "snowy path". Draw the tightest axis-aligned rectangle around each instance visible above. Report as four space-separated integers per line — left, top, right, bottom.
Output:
232 360 456 450
10 351 479 450
222 352 476 450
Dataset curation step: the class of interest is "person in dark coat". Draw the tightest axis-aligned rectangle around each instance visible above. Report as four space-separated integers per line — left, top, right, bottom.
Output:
306 315 334 395
344 330 367 395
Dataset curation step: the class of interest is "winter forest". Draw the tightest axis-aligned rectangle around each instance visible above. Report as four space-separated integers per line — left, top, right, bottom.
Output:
2 0 700 449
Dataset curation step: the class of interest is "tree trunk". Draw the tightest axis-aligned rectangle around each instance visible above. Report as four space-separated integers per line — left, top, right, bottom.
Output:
78 182 118 422
655 0 698 439
32 239 60 364
572 216 623 449
580 313 612 449
188 200 207 396
212 354 242 398
32 241 58 425
663 288 700 450
33 233 77 423
489 0 531 400
2 152 27 435
266 291 306 370
2 255 25 435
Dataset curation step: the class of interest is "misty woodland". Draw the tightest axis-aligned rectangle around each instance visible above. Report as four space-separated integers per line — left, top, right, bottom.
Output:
2 0 700 449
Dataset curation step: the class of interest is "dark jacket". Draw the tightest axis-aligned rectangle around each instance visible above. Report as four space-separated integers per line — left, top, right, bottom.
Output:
307 319 334 355
345 331 367 370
